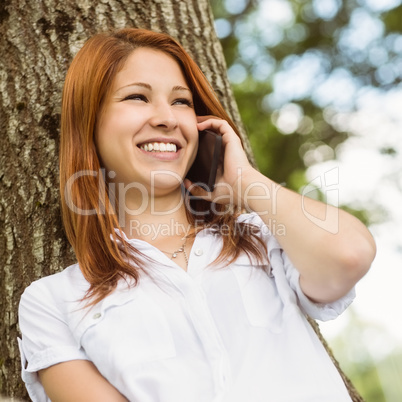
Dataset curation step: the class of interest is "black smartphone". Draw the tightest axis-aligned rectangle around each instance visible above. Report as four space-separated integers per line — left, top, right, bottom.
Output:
186 130 223 192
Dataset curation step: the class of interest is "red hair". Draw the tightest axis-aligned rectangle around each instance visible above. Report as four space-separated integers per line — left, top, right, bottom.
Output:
60 28 266 304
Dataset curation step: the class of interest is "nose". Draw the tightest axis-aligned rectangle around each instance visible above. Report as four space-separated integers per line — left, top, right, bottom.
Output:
149 102 178 131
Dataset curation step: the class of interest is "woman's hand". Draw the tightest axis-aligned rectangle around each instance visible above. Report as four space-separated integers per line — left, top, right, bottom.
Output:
184 116 257 208
185 116 376 305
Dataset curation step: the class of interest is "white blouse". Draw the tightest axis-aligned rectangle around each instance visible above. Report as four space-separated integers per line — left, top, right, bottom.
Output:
18 213 354 401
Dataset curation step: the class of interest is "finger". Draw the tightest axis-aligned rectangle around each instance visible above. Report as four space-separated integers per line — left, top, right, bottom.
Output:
197 118 228 131
196 120 237 141
196 115 221 123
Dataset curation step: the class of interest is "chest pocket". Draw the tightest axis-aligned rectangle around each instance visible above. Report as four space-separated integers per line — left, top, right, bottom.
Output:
72 287 176 372
230 254 284 332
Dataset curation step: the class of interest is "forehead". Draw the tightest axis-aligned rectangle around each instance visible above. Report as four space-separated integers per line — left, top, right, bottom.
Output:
112 47 188 90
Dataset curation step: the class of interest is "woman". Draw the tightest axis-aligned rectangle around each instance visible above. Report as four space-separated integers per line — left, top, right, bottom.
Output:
18 28 376 401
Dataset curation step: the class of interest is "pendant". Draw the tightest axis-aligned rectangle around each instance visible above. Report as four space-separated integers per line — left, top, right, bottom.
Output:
172 253 177 258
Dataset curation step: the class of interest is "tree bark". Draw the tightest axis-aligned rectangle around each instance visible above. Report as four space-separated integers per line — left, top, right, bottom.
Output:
0 0 361 400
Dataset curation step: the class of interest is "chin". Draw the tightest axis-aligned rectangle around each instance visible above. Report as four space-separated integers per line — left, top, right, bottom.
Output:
148 184 183 202
148 170 184 188
153 178 183 190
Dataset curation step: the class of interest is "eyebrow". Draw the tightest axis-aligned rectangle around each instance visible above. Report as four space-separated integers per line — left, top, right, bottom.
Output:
172 85 192 93
116 82 191 93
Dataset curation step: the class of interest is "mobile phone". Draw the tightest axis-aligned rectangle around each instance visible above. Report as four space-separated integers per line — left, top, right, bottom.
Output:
186 130 223 192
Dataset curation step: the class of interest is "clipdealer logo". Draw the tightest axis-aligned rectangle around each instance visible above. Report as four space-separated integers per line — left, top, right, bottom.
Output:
301 167 340 234
64 167 340 233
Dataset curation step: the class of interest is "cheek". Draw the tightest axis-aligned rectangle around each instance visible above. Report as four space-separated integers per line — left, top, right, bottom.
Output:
94 125 119 172
188 136 199 168
95 111 125 168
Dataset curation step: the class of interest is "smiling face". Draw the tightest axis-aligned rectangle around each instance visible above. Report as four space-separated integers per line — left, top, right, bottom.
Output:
95 47 198 195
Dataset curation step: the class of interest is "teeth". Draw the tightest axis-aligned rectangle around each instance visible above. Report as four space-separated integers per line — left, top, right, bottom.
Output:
140 142 178 152
167 143 177 152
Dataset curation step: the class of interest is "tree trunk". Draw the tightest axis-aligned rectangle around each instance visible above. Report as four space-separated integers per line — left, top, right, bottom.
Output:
0 0 361 400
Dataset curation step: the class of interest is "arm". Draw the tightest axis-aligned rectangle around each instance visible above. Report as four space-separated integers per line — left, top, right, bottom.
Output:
187 117 376 304
39 360 128 402
239 169 376 303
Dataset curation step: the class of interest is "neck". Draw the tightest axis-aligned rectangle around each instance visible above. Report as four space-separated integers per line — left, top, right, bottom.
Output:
119 190 192 242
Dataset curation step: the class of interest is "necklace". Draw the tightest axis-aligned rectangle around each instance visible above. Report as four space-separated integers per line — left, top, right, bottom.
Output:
160 236 189 267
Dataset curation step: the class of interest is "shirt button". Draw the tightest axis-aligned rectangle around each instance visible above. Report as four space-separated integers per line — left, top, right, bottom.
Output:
92 313 101 319
194 248 203 256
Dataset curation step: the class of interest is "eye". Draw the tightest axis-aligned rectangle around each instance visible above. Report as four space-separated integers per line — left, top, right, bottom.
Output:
172 98 193 107
122 94 148 102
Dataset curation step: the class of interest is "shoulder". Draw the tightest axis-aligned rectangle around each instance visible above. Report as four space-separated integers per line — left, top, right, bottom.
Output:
18 263 91 349
235 212 282 252
20 263 89 308
235 212 274 235
236 212 263 225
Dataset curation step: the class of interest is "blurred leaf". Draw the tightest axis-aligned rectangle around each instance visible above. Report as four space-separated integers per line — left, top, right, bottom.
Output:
383 4 402 33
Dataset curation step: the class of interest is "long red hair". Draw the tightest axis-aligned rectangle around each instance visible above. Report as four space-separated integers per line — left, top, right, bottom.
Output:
60 28 266 304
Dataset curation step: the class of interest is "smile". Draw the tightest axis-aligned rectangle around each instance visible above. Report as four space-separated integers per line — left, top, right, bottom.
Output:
139 142 178 152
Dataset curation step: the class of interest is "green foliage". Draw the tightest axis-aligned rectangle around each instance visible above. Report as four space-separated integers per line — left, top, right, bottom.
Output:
322 307 402 401
347 362 387 402
211 0 402 225
383 5 402 33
